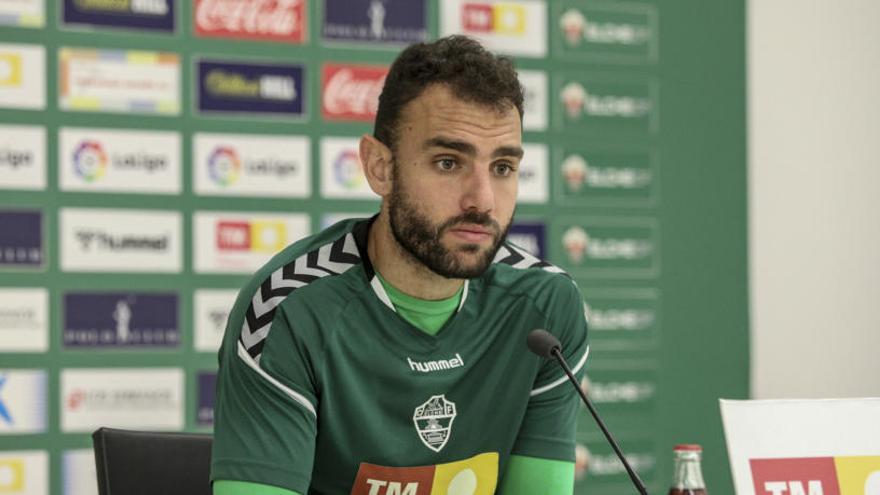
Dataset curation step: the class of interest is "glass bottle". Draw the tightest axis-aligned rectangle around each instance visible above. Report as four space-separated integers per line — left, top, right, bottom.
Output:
668 444 707 495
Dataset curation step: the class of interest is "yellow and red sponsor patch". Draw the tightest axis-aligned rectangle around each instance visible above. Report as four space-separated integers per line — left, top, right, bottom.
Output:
351 452 498 495
750 456 880 494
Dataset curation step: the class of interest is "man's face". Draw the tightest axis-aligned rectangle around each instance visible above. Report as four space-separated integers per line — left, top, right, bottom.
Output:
386 84 522 279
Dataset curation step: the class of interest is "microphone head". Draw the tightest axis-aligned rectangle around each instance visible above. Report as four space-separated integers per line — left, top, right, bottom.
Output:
527 329 562 359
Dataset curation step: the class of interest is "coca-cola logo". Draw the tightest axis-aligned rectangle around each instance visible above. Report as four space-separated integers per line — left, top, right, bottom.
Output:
322 64 388 122
195 0 305 42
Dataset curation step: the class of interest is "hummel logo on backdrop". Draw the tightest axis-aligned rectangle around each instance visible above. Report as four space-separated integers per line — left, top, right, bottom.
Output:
407 354 465 373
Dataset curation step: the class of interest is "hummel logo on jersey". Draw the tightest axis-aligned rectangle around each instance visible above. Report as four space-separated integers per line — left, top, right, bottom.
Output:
407 353 464 373
413 395 457 453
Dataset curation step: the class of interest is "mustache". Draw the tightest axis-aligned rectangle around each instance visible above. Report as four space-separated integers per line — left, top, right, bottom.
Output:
437 211 500 235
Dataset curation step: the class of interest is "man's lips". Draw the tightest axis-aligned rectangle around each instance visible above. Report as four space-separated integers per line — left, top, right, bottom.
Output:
448 224 494 243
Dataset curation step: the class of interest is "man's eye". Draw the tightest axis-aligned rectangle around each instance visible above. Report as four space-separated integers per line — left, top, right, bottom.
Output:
494 163 515 177
436 158 457 171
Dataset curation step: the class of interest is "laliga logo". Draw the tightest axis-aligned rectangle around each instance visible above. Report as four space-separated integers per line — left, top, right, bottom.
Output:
333 149 365 189
560 9 586 46
563 226 589 263
208 146 242 186
73 141 108 182
560 82 587 119
561 154 588 192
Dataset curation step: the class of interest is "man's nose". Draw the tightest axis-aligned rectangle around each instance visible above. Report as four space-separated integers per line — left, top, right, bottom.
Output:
459 167 495 213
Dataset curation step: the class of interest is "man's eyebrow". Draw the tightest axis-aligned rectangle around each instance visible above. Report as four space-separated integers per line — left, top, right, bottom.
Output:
424 137 524 160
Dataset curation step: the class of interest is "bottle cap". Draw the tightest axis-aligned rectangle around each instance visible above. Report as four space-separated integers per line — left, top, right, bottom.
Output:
673 444 703 452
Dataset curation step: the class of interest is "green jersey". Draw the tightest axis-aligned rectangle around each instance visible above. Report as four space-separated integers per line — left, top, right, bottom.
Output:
211 218 590 495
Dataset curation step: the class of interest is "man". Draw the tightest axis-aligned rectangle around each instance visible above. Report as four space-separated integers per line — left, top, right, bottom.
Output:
211 36 589 494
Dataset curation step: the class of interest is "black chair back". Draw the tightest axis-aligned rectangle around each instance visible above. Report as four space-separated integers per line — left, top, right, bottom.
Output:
92 427 213 495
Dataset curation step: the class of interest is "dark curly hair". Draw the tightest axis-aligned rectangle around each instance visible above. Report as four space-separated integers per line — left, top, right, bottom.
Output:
374 35 524 151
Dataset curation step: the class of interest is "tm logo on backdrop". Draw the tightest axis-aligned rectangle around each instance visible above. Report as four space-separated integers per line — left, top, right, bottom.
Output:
63 292 180 348
322 0 427 45
62 0 175 32
197 59 304 117
0 209 43 269
195 0 306 43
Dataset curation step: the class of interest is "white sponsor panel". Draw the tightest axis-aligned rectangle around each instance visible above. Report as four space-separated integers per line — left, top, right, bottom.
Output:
0 43 45 109
321 213 368 230
62 449 97 495
0 288 47 353
320 137 378 200
193 133 310 198
518 143 549 203
60 368 184 432
440 0 547 57
519 70 547 131
0 450 48 495
59 127 181 194
0 125 45 190
0 369 47 434
194 289 237 352
58 48 180 115
193 211 310 274
0 0 45 28
60 208 182 273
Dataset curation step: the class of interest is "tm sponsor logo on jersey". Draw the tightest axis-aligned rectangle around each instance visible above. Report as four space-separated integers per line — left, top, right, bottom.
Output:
0 209 43 269
0 125 45 190
441 0 547 57
0 288 48 353
60 208 182 273
63 292 180 348
196 59 304 117
194 211 309 273
60 128 181 194
322 0 427 44
62 0 175 32
408 354 465 374
0 0 45 28
195 0 306 43
320 137 378 199
0 451 48 494
0 43 45 109
322 63 387 122
61 368 183 432
194 133 310 198
560 81 652 120
352 452 498 495
59 48 180 115
0 370 47 434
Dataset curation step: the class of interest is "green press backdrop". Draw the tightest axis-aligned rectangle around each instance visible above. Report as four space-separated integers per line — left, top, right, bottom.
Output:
0 0 747 493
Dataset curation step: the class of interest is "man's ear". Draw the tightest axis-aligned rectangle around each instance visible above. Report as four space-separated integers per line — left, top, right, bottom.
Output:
360 134 393 197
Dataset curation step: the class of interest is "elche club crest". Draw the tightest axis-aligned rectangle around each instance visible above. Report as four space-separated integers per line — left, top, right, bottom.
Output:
413 394 456 452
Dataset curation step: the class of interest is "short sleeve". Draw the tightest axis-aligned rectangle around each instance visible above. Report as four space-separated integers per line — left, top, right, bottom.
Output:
211 303 319 494
511 276 589 462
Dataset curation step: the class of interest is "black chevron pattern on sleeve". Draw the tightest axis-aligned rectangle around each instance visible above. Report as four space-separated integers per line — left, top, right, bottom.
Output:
493 242 568 277
239 232 361 361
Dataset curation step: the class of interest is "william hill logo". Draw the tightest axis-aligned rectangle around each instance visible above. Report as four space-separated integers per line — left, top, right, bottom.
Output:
205 70 296 101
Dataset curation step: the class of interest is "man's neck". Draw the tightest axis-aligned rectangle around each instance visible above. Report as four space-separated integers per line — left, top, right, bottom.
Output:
367 212 465 300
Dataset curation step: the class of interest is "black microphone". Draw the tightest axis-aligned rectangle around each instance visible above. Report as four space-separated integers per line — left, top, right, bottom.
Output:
527 329 650 495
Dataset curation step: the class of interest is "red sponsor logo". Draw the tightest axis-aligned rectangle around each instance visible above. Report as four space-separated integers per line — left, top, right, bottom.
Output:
750 458 840 495
194 0 306 43
462 3 493 32
351 462 434 495
216 221 250 251
321 63 388 122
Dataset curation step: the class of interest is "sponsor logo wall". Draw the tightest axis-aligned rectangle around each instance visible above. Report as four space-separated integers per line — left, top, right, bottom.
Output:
0 1 666 493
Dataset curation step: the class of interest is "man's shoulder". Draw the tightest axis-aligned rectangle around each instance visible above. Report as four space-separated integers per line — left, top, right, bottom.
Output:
485 241 580 311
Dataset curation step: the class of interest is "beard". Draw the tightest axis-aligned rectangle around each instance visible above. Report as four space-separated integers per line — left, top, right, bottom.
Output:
387 166 512 279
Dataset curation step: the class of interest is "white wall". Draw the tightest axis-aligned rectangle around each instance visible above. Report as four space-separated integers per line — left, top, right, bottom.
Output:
749 0 880 398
